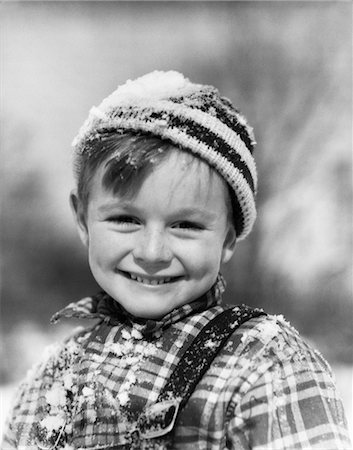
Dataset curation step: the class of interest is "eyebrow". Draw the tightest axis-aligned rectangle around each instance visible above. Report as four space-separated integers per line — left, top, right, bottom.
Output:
169 207 218 221
97 202 129 214
97 203 218 221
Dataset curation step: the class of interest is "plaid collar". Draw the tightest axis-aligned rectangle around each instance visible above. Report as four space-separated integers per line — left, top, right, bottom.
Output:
51 274 226 338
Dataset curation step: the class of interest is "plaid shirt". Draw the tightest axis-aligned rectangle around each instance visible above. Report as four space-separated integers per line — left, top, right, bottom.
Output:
2 279 351 450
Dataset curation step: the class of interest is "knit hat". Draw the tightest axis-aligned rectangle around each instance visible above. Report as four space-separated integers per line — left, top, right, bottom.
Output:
72 71 257 240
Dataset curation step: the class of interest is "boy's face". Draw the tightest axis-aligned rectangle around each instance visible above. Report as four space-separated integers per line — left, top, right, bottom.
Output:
71 150 236 319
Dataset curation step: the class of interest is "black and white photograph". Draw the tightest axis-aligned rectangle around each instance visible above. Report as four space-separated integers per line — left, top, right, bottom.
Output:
1 2 352 449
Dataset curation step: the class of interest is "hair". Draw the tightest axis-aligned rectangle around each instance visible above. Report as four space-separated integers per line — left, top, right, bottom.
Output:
77 132 168 211
77 131 240 233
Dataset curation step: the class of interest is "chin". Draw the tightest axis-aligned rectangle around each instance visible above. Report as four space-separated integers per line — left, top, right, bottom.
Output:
122 300 175 320
108 284 188 320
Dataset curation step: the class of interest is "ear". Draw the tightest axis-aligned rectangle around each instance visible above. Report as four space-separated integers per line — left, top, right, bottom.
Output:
70 189 89 247
221 224 236 264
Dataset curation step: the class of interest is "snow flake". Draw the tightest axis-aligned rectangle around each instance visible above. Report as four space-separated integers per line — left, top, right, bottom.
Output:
144 343 157 357
257 319 281 344
121 329 131 340
123 340 134 353
204 339 217 349
120 355 140 367
120 380 132 392
118 390 130 406
273 314 292 328
126 371 137 385
85 371 97 383
153 330 162 339
82 386 95 397
65 423 73 434
241 332 250 344
208 106 217 116
104 389 116 407
90 106 107 120
126 154 139 168
135 343 145 354
45 384 67 408
86 409 97 423
131 328 143 340
175 340 183 348
108 342 124 357
42 343 62 364
62 371 74 391
291 350 306 364
224 340 234 352
237 114 248 126
64 340 81 356
40 415 65 432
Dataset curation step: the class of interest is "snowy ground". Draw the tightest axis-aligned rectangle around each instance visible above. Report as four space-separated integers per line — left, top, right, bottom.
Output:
1 365 352 442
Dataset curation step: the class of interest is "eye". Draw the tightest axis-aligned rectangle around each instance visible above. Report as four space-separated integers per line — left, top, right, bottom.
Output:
173 221 204 231
107 215 140 227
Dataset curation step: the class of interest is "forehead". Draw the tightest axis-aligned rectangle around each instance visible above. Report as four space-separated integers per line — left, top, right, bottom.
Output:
90 149 230 214
156 151 226 202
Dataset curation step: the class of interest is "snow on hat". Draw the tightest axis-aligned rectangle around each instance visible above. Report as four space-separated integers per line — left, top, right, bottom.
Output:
72 70 257 240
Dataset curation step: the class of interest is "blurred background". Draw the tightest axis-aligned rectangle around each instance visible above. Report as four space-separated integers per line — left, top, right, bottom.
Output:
1 0 352 437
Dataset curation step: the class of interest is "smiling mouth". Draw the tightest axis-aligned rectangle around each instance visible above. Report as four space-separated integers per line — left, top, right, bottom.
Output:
118 270 182 286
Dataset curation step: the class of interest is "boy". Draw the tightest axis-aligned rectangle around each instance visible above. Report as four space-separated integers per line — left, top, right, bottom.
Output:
2 71 351 449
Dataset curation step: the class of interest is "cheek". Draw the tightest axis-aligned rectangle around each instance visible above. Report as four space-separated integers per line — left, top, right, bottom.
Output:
180 239 224 275
88 228 118 264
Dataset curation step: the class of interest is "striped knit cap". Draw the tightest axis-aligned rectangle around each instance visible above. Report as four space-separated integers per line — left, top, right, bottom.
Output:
72 71 257 240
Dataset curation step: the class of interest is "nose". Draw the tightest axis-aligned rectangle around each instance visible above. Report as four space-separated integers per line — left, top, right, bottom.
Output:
133 227 172 268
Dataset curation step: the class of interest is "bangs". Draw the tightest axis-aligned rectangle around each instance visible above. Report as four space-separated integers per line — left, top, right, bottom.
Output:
102 134 173 199
77 132 174 210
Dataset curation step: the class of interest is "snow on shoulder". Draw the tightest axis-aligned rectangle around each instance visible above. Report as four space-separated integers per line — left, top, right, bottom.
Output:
240 313 299 353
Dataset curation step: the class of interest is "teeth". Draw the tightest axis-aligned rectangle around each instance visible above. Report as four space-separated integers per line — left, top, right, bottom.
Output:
127 273 174 285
